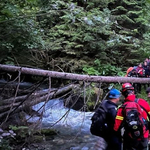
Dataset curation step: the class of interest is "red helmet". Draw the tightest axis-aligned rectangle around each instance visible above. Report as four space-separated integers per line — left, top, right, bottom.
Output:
122 83 134 92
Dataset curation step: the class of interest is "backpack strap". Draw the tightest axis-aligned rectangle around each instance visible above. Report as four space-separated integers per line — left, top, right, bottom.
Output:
101 100 108 112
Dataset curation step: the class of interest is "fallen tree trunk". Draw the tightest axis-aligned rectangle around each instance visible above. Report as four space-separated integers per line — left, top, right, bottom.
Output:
0 84 76 119
0 64 150 83
1 89 57 105
25 84 76 106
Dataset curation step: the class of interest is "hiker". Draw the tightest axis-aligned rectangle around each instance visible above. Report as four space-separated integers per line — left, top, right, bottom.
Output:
146 87 150 99
145 63 150 78
143 61 148 71
127 68 137 77
125 68 139 94
135 63 144 93
135 63 144 77
144 58 150 66
114 83 150 150
91 89 122 150
145 63 150 89
125 67 134 77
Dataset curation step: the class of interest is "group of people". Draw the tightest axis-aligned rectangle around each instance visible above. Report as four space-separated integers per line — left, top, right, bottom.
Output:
125 58 150 93
126 58 150 78
93 83 150 150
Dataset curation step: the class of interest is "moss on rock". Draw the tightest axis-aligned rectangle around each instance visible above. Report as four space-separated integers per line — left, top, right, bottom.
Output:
40 129 57 136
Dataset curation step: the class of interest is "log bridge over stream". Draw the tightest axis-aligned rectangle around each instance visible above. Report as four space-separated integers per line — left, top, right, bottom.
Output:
0 64 150 126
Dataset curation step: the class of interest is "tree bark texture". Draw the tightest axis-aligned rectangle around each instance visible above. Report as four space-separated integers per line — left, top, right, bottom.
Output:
0 64 150 83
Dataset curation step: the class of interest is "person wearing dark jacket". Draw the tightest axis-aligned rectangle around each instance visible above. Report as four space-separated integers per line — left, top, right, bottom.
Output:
146 87 150 99
114 83 150 150
100 89 122 150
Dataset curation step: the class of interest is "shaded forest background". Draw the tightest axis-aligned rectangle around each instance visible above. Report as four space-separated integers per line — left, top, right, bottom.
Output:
1 0 150 77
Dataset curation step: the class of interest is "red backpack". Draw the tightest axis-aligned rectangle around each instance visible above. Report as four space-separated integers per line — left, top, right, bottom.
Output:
122 101 146 139
137 68 144 77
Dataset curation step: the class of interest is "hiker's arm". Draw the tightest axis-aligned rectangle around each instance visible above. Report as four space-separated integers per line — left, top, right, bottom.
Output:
139 99 150 119
114 107 124 131
107 107 117 124
143 100 150 116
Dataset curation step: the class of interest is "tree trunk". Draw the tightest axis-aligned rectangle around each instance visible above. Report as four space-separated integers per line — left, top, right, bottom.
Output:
0 84 76 119
1 89 57 105
0 64 150 83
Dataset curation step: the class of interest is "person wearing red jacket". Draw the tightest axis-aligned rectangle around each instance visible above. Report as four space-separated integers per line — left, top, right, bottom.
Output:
114 83 150 150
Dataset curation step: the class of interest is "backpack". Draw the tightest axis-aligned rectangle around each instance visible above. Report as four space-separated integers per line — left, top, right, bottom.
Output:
135 99 150 130
90 100 113 137
127 69 137 77
137 68 144 77
122 100 146 139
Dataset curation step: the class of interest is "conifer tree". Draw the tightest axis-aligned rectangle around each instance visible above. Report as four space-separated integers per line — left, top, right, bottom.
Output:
108 0 147 66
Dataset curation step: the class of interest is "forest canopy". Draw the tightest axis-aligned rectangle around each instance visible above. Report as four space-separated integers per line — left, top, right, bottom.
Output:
1 0 150 76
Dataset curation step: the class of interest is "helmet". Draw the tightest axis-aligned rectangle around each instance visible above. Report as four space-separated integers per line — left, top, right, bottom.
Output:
122 83 134 93
108 89 121 99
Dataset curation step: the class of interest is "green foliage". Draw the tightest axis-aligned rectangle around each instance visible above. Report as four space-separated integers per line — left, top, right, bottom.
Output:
9 125 30 138
0 0 44 65
1 0 150 74
83 59 124 76
83 67 100 75
106 0 149 67
0 139 11 150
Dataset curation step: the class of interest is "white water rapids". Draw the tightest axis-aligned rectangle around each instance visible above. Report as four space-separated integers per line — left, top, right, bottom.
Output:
26 99 94 136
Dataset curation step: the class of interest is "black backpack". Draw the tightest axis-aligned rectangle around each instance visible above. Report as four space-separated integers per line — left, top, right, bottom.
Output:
90 100 110 137
127 69 137 77
122 101 146 139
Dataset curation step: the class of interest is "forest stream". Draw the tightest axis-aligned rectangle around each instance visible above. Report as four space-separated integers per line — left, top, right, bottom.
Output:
25 99 106 150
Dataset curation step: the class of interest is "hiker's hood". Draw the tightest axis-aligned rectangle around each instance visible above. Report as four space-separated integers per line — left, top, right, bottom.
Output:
124 94 136 102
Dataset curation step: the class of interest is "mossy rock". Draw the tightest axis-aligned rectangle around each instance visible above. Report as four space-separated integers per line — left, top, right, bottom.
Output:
40 129 57 136
32 135 45 143
9 125 29 138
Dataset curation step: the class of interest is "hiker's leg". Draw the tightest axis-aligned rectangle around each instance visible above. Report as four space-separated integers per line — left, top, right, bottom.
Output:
137 138 148 150
123 134 136 150
106 135 122 150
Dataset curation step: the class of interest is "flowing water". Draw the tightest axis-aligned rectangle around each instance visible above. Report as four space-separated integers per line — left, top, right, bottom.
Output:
26 99 107 150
